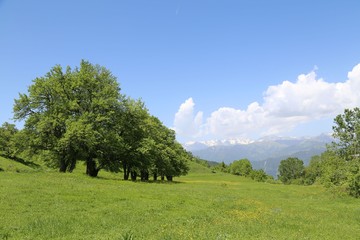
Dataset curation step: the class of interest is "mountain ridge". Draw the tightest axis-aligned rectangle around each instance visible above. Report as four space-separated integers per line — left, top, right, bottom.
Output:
185 133 333 177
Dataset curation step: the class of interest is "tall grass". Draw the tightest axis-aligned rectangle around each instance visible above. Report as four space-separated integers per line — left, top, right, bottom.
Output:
0 158 359 239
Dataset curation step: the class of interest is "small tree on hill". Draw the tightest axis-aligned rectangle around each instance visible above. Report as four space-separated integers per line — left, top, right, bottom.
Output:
230 159 253 176
0 122 18 158
278 157 304 184
250 169 268 182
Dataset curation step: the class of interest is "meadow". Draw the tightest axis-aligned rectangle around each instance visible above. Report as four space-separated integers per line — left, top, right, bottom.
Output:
0 156 359 240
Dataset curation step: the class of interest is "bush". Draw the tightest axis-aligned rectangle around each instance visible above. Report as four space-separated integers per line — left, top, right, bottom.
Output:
250 169 268 182
348 174 360 198
278 157 304 184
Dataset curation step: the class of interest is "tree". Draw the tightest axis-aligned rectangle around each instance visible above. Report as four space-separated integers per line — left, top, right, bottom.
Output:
319 151 349 187
303 155 323 185
115 98 150 180
230 159 253 176
137 115 189 181
214 161 229 173
332 108 360 160
278 157 304 184
114 99 189 181
13 60 122 176
330 108 360 197
250 169 268 182
0 122 18 157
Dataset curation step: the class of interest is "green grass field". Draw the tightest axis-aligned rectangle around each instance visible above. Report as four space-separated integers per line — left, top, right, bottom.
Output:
1 156 359 239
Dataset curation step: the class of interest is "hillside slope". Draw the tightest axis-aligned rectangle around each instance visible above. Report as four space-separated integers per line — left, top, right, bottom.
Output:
0 156 38 173
1 161 359 239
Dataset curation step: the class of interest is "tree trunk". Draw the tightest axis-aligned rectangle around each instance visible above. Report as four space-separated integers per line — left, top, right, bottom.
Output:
161 175 165 181
68 159 76 173
141 170 149 181
131 171 137 181
124 171 129 180
86 158 99 177
166 175 173 181
141 171 145 181
59 158 68 173
153 172 158 181
123 162 129 180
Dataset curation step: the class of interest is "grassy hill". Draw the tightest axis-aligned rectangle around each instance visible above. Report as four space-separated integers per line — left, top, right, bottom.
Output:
0 157 359 239
0 156 39 173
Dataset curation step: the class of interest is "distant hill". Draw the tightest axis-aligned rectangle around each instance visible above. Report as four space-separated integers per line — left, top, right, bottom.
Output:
186 134 333 177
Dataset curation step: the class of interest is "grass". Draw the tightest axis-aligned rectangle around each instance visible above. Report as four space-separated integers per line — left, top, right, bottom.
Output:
0 158 359 239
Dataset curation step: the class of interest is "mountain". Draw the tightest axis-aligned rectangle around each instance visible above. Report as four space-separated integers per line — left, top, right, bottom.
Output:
186 134 333 177
184 138 254 151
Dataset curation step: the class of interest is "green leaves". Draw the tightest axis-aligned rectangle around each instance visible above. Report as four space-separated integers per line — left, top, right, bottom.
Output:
12 60 190 179
13 60 122 174
278 157 304 184
230 159 253 176
0 122 18 157
332 107 360 160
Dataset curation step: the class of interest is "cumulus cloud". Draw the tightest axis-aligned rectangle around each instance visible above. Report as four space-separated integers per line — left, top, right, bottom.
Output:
174 63 360 140
173 98 203 138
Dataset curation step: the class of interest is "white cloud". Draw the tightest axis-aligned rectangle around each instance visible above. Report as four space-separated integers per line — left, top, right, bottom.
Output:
173 98 203 138
174 63 360 141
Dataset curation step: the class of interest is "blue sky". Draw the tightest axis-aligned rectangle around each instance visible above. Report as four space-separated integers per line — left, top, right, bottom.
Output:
1 0 360 143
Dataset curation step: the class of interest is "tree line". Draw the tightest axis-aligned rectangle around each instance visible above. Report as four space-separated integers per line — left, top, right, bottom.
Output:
213 159 271 182
0 60 190 180
277 108 360 197
211 108 360 198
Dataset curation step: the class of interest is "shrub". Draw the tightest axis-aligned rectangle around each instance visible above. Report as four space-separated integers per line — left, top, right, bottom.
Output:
348 174 360 198
250 169 268 182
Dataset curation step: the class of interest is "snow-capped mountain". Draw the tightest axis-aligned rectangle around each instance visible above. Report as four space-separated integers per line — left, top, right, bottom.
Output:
185 133 334 177
184 138 254 151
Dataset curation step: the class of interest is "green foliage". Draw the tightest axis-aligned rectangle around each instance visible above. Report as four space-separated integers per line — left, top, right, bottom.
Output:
11 60 189 179
348 173 360 198
250 169 268 182
212 161 229 173
278 157 304 184
317 151 348 187
230 159 253 176
303 155 323 185
0 122 18 158
13 60 122 175
317 108 360 197
332 107 360 160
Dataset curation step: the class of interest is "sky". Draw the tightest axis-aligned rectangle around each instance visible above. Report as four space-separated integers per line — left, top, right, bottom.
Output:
1 0 360 143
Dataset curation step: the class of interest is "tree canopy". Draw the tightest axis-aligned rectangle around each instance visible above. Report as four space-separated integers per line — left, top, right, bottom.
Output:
278 157 304 184
230 159 253 176
282 108 360 197
12 60 190 180
0 122 18 158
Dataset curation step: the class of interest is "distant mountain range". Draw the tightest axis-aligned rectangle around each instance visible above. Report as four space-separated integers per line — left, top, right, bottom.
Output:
185 134 334 177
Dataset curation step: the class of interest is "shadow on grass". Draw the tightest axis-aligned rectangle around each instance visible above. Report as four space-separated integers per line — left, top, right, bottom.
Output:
1 154 41 169
132 180 184 184
95 175 184 184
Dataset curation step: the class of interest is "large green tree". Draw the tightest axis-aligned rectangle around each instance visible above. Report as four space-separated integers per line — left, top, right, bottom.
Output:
117 103 189 181
13 60 122 176
115 98 150 180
